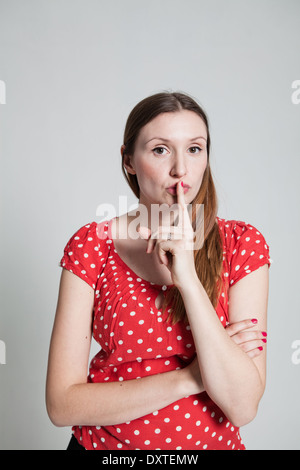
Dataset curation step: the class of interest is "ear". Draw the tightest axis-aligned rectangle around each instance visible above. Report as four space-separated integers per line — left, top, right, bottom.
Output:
121 145 136 175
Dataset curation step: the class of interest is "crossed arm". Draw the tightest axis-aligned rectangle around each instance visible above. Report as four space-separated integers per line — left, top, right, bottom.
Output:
46 264 269 428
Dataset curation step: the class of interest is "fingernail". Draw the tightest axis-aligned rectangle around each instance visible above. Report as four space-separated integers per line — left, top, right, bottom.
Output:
181 181 184 187
262 339 267 343
262 331 267 337
258 346 263 351
251 319 258 324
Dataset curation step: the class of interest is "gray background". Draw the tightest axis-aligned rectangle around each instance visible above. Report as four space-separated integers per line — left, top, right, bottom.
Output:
0 0 299 450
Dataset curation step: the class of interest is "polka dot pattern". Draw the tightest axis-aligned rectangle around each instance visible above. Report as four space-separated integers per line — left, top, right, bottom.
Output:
59 217 271 450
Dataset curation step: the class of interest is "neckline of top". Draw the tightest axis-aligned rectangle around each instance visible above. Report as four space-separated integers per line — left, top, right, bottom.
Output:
104 217 174 291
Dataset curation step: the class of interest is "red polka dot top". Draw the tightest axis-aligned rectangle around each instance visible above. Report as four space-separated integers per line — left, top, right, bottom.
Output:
59 216 271 450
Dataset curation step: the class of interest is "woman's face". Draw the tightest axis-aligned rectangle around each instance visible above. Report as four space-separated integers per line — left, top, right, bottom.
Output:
123 110 208 210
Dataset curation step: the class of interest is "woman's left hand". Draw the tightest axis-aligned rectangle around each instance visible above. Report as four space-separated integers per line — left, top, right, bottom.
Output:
138 181 197 288
225 318 267 359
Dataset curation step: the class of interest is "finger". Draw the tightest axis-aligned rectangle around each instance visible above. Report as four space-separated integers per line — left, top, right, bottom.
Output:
138 226 151 240
145 226 178 253
225 318 259 337
138 226 153 254
246 347 264 359
175 181 194 238
156 241 171 266
230 330 267 345
176 180 186 210
234 338 266 353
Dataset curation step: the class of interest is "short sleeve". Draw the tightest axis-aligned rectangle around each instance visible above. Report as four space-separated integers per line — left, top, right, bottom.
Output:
226 220 272 287
59 221 108 289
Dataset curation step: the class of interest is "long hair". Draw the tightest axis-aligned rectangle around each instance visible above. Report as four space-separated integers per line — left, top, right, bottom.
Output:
122 91 223 324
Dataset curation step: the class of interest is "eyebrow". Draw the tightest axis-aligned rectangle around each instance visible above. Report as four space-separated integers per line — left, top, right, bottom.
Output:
145 136 207 145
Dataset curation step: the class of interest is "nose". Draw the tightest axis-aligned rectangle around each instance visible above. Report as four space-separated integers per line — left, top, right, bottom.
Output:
169 152 187 178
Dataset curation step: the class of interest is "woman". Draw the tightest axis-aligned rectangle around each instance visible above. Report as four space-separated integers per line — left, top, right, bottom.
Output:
46 92 271 450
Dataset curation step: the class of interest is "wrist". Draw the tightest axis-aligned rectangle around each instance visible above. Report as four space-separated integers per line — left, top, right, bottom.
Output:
175 270 200 293
177 362 204 397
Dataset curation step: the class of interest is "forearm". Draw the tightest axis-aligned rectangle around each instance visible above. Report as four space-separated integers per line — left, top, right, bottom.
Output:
47 366 203 427
178 277 264 427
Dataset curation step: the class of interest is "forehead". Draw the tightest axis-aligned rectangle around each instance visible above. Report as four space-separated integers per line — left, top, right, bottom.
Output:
138 110 208 142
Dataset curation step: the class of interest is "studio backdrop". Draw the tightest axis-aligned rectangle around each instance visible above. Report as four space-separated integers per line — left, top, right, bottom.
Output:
0 0 299 450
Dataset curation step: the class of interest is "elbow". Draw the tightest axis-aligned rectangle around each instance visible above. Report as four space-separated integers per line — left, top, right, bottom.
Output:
46 391 71 428
46 400 68 428
226 402 259 428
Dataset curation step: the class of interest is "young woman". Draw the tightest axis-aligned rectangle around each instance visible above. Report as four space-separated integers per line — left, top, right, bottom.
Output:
46 92 271 450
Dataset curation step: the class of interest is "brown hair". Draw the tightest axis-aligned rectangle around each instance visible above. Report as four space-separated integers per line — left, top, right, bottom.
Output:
122 91 223 324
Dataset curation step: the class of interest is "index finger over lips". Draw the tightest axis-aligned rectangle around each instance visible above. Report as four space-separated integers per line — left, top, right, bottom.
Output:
175 181 192 231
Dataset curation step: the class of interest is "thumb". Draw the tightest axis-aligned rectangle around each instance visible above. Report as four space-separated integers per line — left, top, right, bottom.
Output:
138 226 151 240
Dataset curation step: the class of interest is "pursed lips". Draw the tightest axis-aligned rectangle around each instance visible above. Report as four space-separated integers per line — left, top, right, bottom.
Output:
166 183 190 194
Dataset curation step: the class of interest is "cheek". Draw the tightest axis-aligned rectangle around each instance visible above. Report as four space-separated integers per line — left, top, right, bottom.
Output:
190 158 208 195
136 161 161 185
193 156 207 180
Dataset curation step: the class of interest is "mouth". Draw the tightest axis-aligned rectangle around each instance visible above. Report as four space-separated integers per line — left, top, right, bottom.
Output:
166 183 190 195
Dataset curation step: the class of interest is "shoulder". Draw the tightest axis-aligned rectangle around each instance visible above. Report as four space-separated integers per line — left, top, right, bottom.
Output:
217 216 269 248
62 220 112 250
216 217 272 287
59 220 112 289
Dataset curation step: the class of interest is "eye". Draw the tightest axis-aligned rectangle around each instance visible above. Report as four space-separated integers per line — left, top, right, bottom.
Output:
152 146 168 156
188 146 202 154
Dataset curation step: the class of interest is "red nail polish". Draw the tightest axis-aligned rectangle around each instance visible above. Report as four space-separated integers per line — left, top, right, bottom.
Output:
262 331 267 337
258 346 263 351
262 339 267 343
181 181 184 187
251 319 258 324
